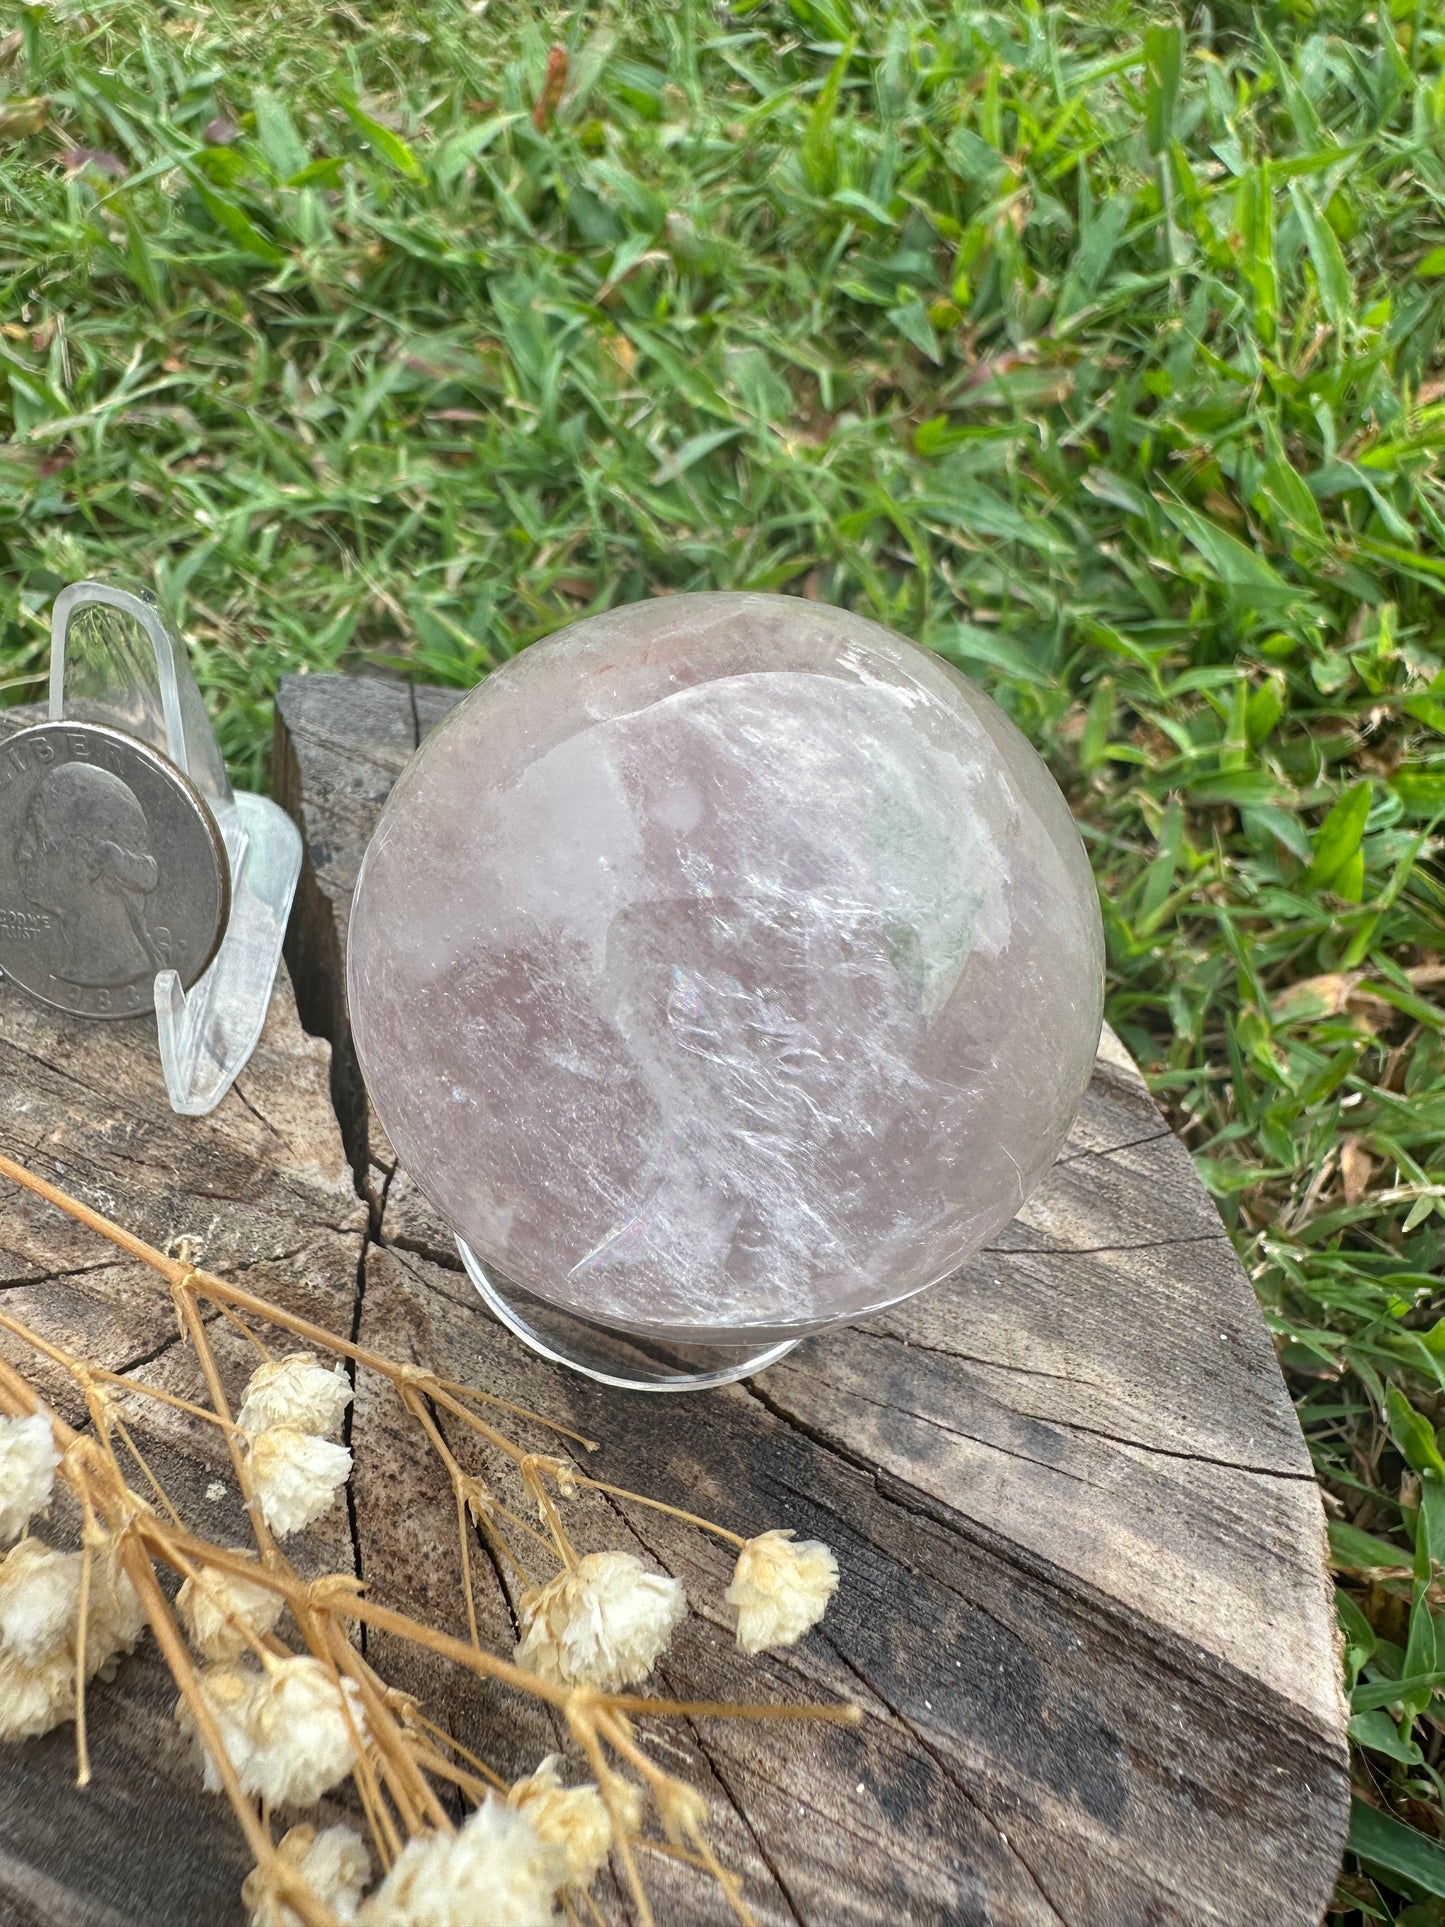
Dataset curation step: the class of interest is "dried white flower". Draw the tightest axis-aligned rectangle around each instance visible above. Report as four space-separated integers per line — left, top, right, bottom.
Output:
246 1428 352 1538
514 1552 686 1692
0 1645 73 1741
0 1537 79 1665
358 1797 563 1927
0 1535 144 1740
237 1354 353 1440
246 1656 367 1807
178 1555 285 1661
0 1413 59 1544
725 1529 839 1654
508 1755 632 1889
182 1657 366 1807
0 1538 78 1743
244 1822 370 1927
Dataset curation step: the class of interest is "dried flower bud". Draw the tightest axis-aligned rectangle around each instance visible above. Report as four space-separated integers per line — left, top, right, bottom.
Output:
725 1529 838 1654
0 1413 58 1544
237 1354 353 1440
178 1555 285 1661
508 1755 634 1889
514 1551 686 1692
179 1661 264 1792
245 1428 352 1538
358 1797 564 1926
83 1543 145 1681
243 1821 370 1927
182 1657 366 1807
653 1775 710 1847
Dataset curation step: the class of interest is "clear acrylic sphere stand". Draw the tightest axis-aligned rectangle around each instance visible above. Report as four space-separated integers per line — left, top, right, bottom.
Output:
454 1241 798 1392
48 582 302 1116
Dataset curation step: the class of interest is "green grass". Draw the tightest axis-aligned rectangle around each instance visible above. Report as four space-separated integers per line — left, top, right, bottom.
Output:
4 0 1445 1913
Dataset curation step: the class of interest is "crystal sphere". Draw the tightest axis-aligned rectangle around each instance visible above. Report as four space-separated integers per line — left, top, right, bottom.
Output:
348 593 1103 1345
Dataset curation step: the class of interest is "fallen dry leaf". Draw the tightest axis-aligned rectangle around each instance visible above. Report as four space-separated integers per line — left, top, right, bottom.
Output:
61 147 126 180
1341 1138 1373 1207
1270 971 1363 1022
0 96 48 140
532 44 568 132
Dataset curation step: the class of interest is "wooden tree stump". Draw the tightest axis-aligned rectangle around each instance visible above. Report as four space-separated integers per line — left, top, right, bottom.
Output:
0 680 1349 1927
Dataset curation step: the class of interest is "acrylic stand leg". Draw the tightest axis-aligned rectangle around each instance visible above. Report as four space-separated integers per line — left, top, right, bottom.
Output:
455 1240 797 1392
155 793 302 1115
49 582 301 1117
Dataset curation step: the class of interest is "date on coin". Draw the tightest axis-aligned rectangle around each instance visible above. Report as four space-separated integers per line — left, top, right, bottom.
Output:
0 721 230 1020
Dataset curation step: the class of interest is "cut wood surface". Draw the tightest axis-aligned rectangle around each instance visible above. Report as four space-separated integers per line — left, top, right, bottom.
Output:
0 680 1349 1927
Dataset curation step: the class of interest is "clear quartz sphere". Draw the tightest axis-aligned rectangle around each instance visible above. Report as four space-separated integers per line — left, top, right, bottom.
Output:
348 593 1104 1346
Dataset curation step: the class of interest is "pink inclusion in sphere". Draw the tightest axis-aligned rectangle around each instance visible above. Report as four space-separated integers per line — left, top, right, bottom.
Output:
348 594 1104 1343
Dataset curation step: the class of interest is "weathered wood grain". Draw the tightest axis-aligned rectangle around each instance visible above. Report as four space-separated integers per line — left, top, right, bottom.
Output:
0 679 1350 1927
272 672 1351 1926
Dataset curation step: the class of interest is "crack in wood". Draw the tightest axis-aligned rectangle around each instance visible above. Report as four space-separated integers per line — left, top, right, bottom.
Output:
678 1707 812 1927
1045 1414 1315 1481
225 1080 278 1141
865 1328 1105 1388
2 1125 199 1194
0 1037 145 1102
386 1232 463 1272
112 1327 190 1381
0 1258 122 1293
341 1171 387 1654
853 1337 1309 1480
981 1231 1228 1257
1055 1128 1173 1166
287 723 413 778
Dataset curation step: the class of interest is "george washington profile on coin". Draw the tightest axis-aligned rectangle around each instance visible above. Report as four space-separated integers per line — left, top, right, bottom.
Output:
0 720 228 1019
18 760 165 985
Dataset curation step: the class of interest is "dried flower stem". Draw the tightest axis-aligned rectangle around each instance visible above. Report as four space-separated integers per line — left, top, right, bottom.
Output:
570 1711 656 1927
170 1274 285 1566
395 1380 524 1632
562 1471 748 1547
211 1297 274 1360
521 1454 581 1571
0 1151 858 1927
112 1410 188 1528
429 1374 598 1449
594 1709 759 1927
73 1516 95 1787
403 1705 508 1792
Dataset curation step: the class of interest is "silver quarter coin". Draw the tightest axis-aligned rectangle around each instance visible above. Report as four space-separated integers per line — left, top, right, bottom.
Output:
0 721 230 1020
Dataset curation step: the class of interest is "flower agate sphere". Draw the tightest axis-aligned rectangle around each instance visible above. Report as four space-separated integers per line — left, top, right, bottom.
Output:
348 594 1103 1348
